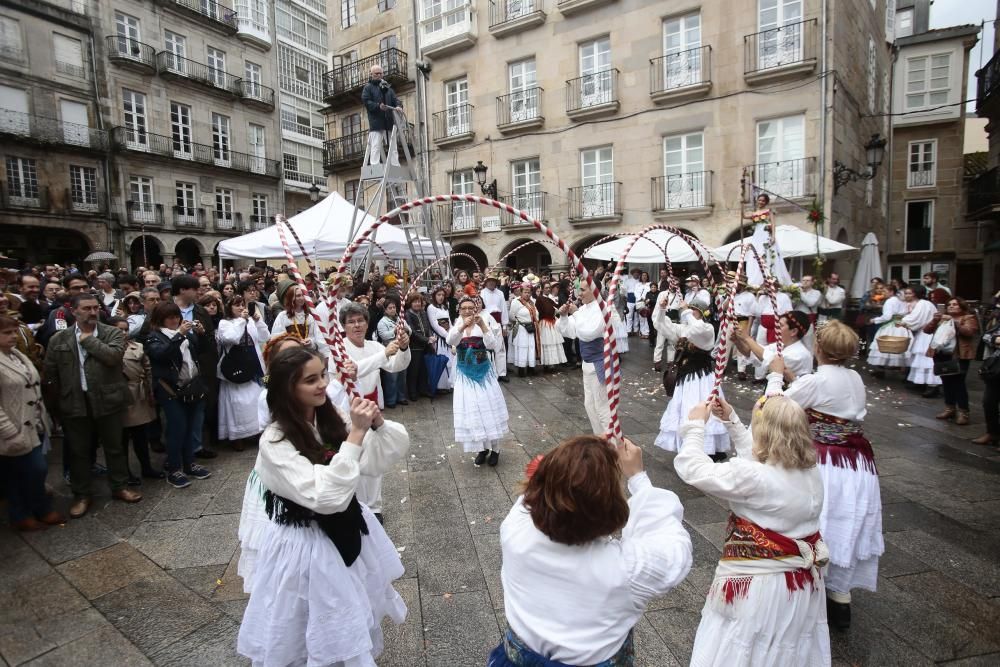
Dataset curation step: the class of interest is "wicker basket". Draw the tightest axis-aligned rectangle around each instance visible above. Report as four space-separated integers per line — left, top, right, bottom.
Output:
876 335 910 354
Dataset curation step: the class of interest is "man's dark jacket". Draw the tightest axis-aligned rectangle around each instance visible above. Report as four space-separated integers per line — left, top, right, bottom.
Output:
362 79 400 132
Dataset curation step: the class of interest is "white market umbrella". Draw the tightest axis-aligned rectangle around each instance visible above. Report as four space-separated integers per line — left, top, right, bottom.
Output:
850 232 881 299
584 229 706 263
712 224 856 262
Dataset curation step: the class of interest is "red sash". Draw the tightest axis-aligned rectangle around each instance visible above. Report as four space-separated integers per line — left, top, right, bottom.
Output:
490 311 502 324
760 314 777 343
808 313 817 325
807 409 877 473
364 388 378 404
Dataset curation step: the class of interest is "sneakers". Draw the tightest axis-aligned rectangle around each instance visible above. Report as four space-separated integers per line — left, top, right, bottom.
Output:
166 471 191 489
185 464 212 480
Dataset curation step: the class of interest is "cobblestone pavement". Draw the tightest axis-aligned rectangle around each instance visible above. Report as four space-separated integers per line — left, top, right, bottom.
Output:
2 343 1000 666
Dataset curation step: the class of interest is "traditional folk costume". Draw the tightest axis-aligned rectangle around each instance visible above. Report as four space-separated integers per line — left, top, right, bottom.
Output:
629 281 652 337
622 273 640 335
538 311 567 367
427 302 455 390
902 299 941 387
480 285 510 379
731 290 757 375
491 472 692 667
654 310 730 455
216 317 268 441
653 290 683 365
745 211 792 287
818 285 846 324
675 415 830 666
766 366 883 600
509 297 540 370
867 295 910 369
271 310 330 358
750 339 814 382
236 414 409 666
557 300 612 436
752 292 793 380
684 285 712 312
446 314 510 455
313 296 351 333
795 287 823 351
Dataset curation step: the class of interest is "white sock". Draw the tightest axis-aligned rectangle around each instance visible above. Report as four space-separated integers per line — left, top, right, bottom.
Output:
827 589 851 604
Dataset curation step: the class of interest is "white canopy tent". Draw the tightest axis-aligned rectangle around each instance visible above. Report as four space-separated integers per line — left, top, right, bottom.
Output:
850 232 882 299
217 191 450 261
712 225 856 262
583 229 708 263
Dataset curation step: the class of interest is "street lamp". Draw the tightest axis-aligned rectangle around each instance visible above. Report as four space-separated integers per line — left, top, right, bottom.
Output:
308 183 321 202
833 133 887 195
473 160 498 200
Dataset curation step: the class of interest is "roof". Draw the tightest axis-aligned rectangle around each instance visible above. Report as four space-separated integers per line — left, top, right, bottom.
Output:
965 152 990 179
896 25 980 47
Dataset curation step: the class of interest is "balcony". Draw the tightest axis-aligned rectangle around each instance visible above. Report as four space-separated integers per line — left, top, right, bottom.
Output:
0 110 108 153
238 81 275 110
489 0 546 38
173 206 206 229
967 167 1000 219
650 46 712 104
977 48 1000 117
500 191 546 226
433 105 475 147
747 157 817 201
908 167 935 189
497 88 543 133
213 211 243 234
435 202 481 237
568 182 621 224
156 52 241 97
0 183 50 211
322 48 409 109
155 0 238 35
651 171 713 219
249 214 274 231
323 130 367 173
744 18 817 85
236 16 272 49
105 36 157 72
421 2 477 59
111 127 282 179
556 0 616 16
566 70 619 120
125 201 165 228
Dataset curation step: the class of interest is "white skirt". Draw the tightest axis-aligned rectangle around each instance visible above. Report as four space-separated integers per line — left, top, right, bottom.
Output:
655 373 730 454
906 331 942 386
436 339 455 390
867 324 911 368
509 325 537 368
454 369 510 452
691 573 831 667
237 479 406 667
613 315 629 353
218 379 265 440
539 321 567 366
816 461 883 593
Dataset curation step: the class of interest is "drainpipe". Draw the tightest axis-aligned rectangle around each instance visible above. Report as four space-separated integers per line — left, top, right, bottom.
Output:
87 33 116 259
818 0 828 238
885 45 898 277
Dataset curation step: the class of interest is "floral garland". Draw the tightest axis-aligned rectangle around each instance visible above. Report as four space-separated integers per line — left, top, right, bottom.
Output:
806 200 824 225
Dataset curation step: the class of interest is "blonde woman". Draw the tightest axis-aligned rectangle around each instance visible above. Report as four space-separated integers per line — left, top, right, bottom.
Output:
676 396 829 665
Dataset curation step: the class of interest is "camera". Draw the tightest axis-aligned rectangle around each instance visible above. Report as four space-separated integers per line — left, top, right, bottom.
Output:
379 79 391 90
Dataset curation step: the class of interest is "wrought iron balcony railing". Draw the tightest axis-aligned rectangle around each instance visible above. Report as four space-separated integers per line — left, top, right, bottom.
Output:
568 182 621 220
125 201 165 227
1 183 50 211
323 48 409 102
747 157 817 199
908 168 935 188
156 52 241 95
0 109 108 151
977 48 1000 114
111 127 282 178
249 214 274 230
173 205 206 229
106 36 157 69
497 88 543 127
566 69 619 114
744 18 817 76
651 171 712 212
323 130 368 171
65 188 107 215
967 167 1000 217
432 104 474 143
650 46 711 95
213 211 243 232
489 0 545 33
238 80 275 108
157 0 238 33
500 191 546 225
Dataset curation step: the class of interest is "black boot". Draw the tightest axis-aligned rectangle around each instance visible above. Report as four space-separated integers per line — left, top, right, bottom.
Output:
488 451 500 467
474 450 488 466
517 367 527 378
827 597 851 630
922 386 941 398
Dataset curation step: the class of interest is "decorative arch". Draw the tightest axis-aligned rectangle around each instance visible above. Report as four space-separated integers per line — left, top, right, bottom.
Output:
449 243 488 275
174 238 205 268
129 235 164 270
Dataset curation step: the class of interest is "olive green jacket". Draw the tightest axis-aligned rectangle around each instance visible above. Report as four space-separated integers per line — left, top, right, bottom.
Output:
43 322 130 418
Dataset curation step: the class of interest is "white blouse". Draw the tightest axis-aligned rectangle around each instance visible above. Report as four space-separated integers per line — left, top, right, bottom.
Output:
872 295 906 324
901 299 936 332
509 298 536 325
341 338 411 400
271 310 330 358
555 301 604 343
216 317 269 380
753 339 813 379
446 315 500 349
500 473 692 665
655 309 715 351
752 292 793 317
766 364 867 421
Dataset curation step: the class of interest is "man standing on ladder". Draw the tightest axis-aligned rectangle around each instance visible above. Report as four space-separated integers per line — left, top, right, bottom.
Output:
362 64 402 167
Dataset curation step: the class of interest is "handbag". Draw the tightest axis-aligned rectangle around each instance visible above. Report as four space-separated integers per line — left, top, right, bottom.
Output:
159 374 207 404
981 353 1000 381
932 353 961 377
220 323 263 384
523 321 536 335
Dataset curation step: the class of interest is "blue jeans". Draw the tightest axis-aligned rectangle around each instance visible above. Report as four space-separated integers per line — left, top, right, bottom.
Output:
380 369 406 407
158 395 205 473
1 443 51 522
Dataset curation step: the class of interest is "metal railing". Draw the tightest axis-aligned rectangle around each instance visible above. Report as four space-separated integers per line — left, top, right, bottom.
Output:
432 104 474 141
566 69 619 113
500 191 545 225
568 182 620 220
744 18 817 75
280 118 325 140
497 88 542 126
650 46 711 94
434 201 479 234
155 52 241 94
249 214 274 230
65 188 107 214
967 167 1000 217
0 109 108 150
489 0 541 28
748 157 817 199
160 0 237 31
111 127 282 178
213 211 242 232
173 205 206 229
125 201 165 227
1 183 50 210
651 171 711 211
106 36 156 68
977 49 1000 112
323 48 409 100
323 130 368 170
908 168 935 188
239 80 275 107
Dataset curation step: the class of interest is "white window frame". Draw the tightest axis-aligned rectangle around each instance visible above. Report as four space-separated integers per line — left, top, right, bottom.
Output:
0 16 24 61
756 114 805 198
890 262 931 286
113 12 140 59
244 60 262 97
5 157 39 203
511 158 541 221
662 13 702 89
207 46 227 88
580 146 614 217
662 132 706 209
342 0 357 28
867 37 876 114
757 0 804 69
69 165 98 211
53 33 85 78
450 169 476 230
904 199 934 253
215 187 234 225
445 77 470 136
175 181 197 224
164 31 186 73
252 193 269 224
578 37 612 108
248 123 266 174
128 175 154 222
122 89 148 150
905 53 951 111
508 59 538 122
212 113 231 167
895 8 913 39
170 102 192 159
907 140 936 189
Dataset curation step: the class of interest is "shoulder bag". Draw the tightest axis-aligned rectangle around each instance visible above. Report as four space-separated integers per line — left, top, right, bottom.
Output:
220 323 263 384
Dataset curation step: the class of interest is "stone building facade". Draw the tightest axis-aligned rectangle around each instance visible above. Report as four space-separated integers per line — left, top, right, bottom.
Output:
969 1 1000 297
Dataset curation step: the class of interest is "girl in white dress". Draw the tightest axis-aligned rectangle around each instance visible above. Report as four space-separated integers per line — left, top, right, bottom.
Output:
270 284 330 357
535 293 567 371
742 194 792 287
427 287 455 391
676 396 830 666
217 296 268 451
733 310 814 383
901 285 943 395
508 284 540 376
447 296 510 467
237 346 409 666
867 283 910 373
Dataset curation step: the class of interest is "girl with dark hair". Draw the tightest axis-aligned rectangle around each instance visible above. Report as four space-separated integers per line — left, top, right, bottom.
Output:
216 296 269 451
733 310 814 383
427 287 455 391
927 297 979 424
742 192 792 286
535 293 566 372
236 347 409 666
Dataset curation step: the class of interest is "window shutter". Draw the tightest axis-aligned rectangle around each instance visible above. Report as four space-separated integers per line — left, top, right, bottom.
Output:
54 34 83 67
1 18 23 56
885 0 895 42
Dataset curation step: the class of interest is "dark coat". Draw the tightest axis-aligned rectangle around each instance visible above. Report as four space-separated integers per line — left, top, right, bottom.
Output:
361 79 400 132
144 329 201 394
43 321 130 418
405 309 432 351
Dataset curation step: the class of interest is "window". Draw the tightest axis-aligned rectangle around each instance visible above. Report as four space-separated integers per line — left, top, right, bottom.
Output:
379 35 398 52
662 13 702 88
70 165 98 210
53 34 85 78
5 157 38 202
128 176 154 221
445 78 470 136
663 132 706 208
906 54 950 110
207 47 227 87
579 37 612 107
345 179 364 206
280 98 325 139
122 89 147 149
757 0 804 68
867 37 876 114
164 31 186 72
278 44 324 101
905 200 933 252
248 123 266 173
341 113 361 136
0 86 28 134
275 3 327 55
889 263 929 286
170 102 192 158
175 182 197 224
215 187 234 223
756 114 805 197
424 0 466 34
252 193 269 223
245 60 263 96
885 0 896 42
0 17 23 61
212 113 231 166
379 0 396 10
908 140 936 188
235 0 269 35
113 12 142 59
341 0 356 28
511 158 541 219
895 8 913 39
282 139 324 184
450 169 476 229
580 147 614 217
508 59 539 121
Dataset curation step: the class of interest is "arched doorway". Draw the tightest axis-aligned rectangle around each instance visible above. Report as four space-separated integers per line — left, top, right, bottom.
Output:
570 234 614 271
129 236 163 271
174 238 204 268
0 224 91 265
450 243 488 276
500 239 552 272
